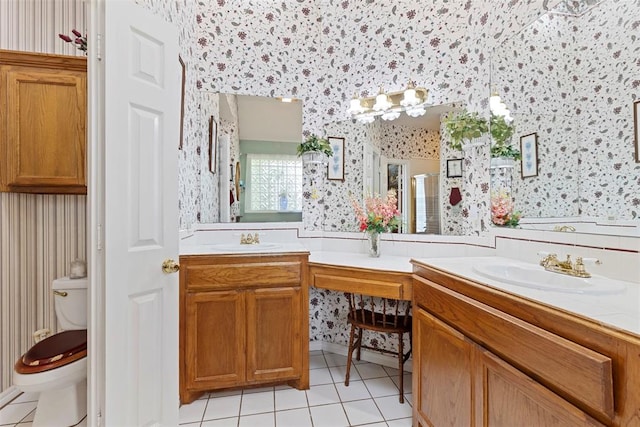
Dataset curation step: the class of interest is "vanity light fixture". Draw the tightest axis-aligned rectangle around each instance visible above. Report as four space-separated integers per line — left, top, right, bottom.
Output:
348 82 430 124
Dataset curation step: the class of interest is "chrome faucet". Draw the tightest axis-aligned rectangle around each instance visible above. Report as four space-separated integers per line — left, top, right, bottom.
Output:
538 252 601 278
240 233 260 245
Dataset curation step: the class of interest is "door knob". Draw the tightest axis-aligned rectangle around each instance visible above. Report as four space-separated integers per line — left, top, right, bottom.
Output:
162 259 180 274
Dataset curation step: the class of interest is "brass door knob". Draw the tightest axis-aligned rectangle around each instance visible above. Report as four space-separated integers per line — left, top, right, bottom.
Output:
162 259 180 274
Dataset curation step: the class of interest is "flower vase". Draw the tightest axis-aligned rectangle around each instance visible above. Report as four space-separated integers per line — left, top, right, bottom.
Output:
366 231 381 257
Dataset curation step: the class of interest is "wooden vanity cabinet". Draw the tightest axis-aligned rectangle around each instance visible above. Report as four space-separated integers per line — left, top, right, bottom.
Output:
0 50 86 194
411 262 640 427
179 253 309 404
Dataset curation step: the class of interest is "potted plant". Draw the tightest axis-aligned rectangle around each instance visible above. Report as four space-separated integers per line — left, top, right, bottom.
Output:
443 109 489 151
490 114 520 168
297 134 333 164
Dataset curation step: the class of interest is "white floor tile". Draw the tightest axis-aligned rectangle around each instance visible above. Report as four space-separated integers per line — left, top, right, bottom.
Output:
275 408 313 427
334 380 371 402
239 390 274 416
390 373 413 393
201 417 238 427
238 412 274 427
242 386 274 395
310 354 328 369
309 350 324 356
355 363 389 379
209 389 242 398
324 352 349 367
310 367 334 386
178 398 207 424
404 393 413 407
374 395 412 420
364 377 400 398
329 365 360 383
11 393 39 404
343 399 385 425
309 403 349 427
203 394 242 421
0 402 37 426
387 417 413 427
306 384 340 407
19 410 34 423
16 423 33 427
275 388 309 411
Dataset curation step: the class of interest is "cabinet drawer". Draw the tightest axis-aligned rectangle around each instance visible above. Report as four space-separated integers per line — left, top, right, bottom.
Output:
310 264 412 300
181 255 305 291
413 276 614 421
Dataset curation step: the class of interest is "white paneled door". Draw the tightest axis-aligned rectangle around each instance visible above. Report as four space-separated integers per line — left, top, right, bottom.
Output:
99 1 180 425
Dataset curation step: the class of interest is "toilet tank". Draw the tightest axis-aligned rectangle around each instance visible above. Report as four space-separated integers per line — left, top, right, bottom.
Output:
52 277 88 330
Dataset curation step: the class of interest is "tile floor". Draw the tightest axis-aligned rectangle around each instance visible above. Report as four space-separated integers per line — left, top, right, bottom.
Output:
0 351 412 427
179 350 413 427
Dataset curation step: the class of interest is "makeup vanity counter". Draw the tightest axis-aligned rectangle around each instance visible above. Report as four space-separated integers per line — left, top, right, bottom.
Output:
411 256 640 427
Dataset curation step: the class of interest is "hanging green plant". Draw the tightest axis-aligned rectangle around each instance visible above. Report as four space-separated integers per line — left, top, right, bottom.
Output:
443 109 488 151
490 114 521 159
297 134 333 157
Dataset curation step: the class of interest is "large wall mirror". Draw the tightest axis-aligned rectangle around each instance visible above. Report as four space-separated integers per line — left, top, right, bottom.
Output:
490 0 640 230
321 103 464 235
209 93 303 223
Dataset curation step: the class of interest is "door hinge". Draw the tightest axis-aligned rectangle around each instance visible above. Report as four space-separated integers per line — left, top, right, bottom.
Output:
97 33 103 61
97 224 103 251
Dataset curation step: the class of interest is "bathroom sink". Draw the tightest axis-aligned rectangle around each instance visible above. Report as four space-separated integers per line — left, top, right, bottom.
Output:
472 263 626 295
204 243 282 252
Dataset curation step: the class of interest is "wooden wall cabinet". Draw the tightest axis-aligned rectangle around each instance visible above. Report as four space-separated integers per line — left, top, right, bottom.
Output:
0 50 86 194
411 263 640 427
179 253 309 404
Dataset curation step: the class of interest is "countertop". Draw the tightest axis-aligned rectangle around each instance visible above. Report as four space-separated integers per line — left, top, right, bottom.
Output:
413 256 640 337
309 251 413 273
180 242 309 256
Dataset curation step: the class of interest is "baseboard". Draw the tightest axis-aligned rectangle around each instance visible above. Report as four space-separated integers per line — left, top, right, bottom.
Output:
310 341 413 373
0 386 20 409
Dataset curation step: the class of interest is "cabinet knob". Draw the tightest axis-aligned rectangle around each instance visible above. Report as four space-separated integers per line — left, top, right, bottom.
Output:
162 259 180 274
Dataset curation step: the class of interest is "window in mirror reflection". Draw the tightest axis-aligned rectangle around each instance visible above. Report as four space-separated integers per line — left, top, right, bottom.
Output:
245 153 302 213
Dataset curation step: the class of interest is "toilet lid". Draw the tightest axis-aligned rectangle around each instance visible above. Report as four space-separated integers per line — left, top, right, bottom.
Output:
22 330 87 367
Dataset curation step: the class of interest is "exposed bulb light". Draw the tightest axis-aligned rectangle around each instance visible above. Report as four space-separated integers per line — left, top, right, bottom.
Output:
381 110 401 121
406 105 426 117
347 82 430 123
490 88 512 119
281 97 293 103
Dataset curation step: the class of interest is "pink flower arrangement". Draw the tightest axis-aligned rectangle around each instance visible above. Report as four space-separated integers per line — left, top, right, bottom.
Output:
351 190 401 233
491 190 521 227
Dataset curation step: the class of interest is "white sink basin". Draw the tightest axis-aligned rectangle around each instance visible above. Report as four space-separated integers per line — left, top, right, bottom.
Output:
472 263 626 295
204 243 282 252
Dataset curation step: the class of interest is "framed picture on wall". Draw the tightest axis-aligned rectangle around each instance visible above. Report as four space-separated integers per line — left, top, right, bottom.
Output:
634 100 640 163
208 116 217 174
178 56 186 150
520 132 539 178
327 136 345 181
446 158 463 178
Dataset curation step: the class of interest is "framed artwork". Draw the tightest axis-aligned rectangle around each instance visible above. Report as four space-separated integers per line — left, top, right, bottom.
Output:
446 158 463 178
178 55 186 150
634 100 640 163
520 132 539 178
327 136 345 181
208 116 217 174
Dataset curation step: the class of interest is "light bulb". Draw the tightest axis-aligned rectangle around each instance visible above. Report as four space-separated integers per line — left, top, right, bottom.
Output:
401 83 420 107
489 94 502 112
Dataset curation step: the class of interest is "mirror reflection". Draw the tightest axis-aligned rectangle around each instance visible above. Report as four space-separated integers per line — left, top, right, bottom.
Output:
490 0 640 223
322 103 463 235
215 93 303 223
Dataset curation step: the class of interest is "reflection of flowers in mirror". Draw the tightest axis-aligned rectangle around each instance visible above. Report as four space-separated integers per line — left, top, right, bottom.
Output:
491 190 521 227
351 190 401 233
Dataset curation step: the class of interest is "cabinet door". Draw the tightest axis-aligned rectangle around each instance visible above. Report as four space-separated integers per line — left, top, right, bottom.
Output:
2 65 86 193
246 287 302 382
184 290 245 391
478 349 605 427
413 307 474 427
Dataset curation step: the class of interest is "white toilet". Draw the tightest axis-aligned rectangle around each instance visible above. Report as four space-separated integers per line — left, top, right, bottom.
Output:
13 277 88 427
